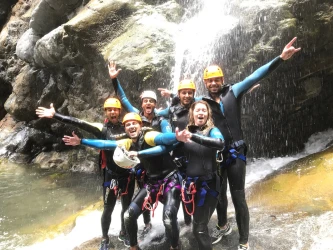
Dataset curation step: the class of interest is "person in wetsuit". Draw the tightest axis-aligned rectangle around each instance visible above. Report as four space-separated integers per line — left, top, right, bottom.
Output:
200 37 301 250
157 37 301 250
36 98 132 250
158 79 197 226
175 100 225 250
108 61 172 237
63 112 183 250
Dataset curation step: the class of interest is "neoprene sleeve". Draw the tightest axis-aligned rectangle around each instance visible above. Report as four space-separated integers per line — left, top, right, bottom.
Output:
190 134 224 150
81 139 118 149
137 145 170 158
54 113 102 137
112 78 139 113
232 56 283 98
190 127 224 150
153 132 178 145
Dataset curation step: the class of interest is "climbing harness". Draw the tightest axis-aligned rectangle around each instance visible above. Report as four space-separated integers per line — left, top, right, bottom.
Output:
181 178 197 216
142 170 181 217
222 140 247 167
103 174 132 200
181 176 219 216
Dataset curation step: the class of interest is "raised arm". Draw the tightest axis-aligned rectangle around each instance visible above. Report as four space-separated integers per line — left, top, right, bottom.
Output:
36 103 103 137
232 37 301 98
108 61 139 113
157 88 173 98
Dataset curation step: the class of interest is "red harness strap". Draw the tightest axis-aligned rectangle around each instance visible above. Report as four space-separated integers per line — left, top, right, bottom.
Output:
181 182 197 216
100 150 107 169
142 191 153 212
142 183 165 217
119 175 132 196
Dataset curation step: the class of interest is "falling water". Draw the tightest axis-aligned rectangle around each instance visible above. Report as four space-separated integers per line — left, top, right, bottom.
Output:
171 0 237 93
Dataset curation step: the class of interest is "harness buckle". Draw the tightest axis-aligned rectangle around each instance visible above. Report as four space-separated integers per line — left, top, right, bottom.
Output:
216 150 223 162
182 179 186 190
187 182 195 194
109 179 118 189
144 190 152 210
174 158 182 168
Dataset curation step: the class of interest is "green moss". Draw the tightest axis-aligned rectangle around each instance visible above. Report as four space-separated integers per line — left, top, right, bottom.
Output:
48 172 69 180
278 18 297 30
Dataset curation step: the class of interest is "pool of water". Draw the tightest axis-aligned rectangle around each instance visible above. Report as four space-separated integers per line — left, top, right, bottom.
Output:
0 161 102 250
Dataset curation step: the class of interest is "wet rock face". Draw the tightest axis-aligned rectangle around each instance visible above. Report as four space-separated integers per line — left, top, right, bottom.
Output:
0 0 183 167
0 0 18 29
0 0 332 166
210 0 333 157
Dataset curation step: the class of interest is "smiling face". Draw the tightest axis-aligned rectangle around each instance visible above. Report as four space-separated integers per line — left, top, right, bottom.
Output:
204 77 224 95
124 120 142 140
193 103 208 127
104 108 120 124
178 89 194 107
141 98 156 116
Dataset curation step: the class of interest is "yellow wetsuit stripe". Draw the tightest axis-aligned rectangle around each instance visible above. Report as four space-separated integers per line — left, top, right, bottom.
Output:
116 139 132 150
144 131 160 147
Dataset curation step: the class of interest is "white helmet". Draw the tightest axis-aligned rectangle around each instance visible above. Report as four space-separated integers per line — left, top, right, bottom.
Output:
113 146 140 169
140 90 157 102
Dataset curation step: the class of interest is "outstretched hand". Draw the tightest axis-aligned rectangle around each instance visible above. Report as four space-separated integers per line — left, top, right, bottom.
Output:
35 103 55 118
108 60 122 79
175 127 192 143
280 37 301 60
62 131 81 146
158 88 172 98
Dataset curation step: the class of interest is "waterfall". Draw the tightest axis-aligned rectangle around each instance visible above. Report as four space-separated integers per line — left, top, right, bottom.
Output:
171 0 237 94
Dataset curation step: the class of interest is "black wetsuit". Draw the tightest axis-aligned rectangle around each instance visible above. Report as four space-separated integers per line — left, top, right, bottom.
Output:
124 131 181 248
182 126 224 250
200 56 284 244
168 102 193 225
112 77 172 227
53 113 133 239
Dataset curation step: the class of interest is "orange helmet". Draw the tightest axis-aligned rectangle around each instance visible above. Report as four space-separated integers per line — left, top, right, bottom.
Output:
104 98 121 109
178 79 196 91
203 65 224 80
122 112 142 125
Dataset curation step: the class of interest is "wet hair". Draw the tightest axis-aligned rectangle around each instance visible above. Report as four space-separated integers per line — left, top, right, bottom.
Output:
187 100 215 134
